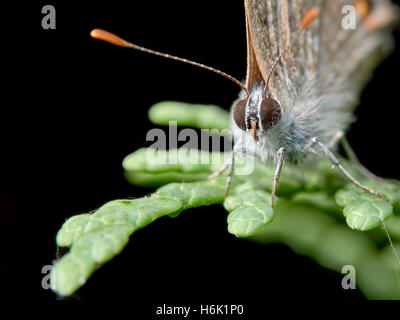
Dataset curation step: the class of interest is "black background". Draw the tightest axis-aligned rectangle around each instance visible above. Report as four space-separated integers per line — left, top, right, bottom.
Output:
3 0 400 308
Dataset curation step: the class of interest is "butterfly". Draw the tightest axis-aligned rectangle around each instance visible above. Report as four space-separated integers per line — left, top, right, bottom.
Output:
90 0 398 207
211 0 398 206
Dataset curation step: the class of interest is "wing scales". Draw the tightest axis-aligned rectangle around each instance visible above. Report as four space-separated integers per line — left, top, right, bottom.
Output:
244 0 398 111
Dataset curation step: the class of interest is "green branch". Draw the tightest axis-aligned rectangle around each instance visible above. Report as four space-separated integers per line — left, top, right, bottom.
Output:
51 101 400 299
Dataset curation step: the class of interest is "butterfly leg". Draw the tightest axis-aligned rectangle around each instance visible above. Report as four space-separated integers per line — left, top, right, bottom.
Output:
224 150 235 199
208 162 229 180
310 137 385 199
208 149 234 180
340 135 385 183
328 131 384 182
271 147 286 208
208 149 236 199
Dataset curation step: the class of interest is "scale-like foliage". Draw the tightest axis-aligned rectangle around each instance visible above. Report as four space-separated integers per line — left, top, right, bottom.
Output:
51 101 400 299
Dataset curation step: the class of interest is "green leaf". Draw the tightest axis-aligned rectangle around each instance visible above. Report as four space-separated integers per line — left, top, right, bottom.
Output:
335 184 397 231
122 148 331 195
123 148 224 174
343 199 393 231
52 100 400 298
335 188 388 207
52 178 227 295
53 225 133 296
250 200 400 299
56 214 92 247
148 101 230 131
124 171 211 188
123 148 227 187
224 185 274 237
157 178 226 210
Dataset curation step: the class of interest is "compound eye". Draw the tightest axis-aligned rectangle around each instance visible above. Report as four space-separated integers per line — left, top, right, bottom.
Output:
260 97 281 130
233 99 247 130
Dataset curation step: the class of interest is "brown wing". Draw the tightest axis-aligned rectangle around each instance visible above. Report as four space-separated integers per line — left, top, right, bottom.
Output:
245 5 264 91
245 0 294 99
318 0 398 96
244 0 397 106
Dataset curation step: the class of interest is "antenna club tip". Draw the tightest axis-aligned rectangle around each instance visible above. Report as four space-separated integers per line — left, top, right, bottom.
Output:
90 28 102 39
90 28 128 47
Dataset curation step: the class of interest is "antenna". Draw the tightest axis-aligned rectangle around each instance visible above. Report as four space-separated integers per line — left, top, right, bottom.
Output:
90 29 248 95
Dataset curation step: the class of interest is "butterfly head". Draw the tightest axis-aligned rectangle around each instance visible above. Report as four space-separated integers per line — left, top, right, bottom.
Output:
233 91 282 141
